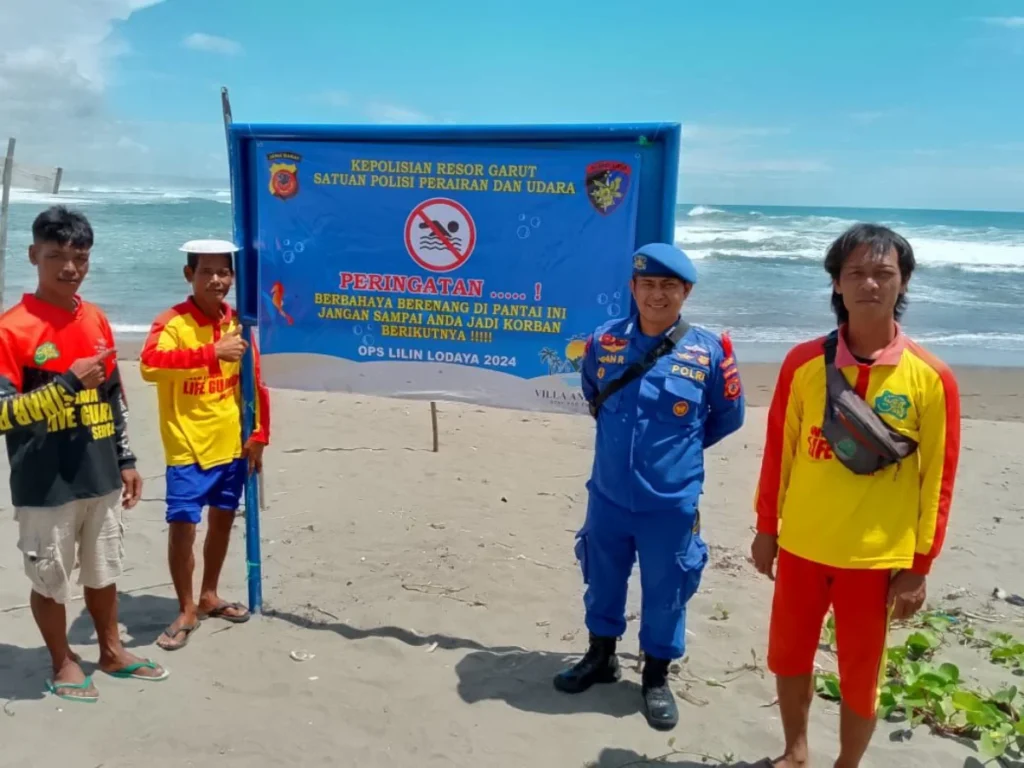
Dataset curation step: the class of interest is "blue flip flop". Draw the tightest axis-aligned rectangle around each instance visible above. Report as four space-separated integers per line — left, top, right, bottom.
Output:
106 660 169 681
45 675 99 703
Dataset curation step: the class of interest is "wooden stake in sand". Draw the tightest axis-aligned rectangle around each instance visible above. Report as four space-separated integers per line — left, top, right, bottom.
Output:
0 138 15 312
430 401 439 452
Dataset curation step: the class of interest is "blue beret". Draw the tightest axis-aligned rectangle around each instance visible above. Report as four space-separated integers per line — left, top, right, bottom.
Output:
631 243 698 285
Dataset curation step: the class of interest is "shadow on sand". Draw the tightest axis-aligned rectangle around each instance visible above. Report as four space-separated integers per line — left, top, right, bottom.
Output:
587 747 770 767
0 592 178 704
267 607 645 720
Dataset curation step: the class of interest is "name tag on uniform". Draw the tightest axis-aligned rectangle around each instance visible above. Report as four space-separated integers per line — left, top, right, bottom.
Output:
669 364 707 384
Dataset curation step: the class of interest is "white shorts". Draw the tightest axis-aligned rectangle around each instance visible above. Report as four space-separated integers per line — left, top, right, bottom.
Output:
14 490 125 604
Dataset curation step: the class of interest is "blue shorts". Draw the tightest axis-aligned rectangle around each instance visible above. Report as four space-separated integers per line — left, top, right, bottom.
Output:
165 459 246 525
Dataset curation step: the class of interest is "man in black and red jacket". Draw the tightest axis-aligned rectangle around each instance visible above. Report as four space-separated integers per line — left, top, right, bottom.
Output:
1 206 167 702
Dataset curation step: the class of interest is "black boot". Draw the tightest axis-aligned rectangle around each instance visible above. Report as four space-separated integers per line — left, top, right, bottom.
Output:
553 634 621 694
641 656 678 730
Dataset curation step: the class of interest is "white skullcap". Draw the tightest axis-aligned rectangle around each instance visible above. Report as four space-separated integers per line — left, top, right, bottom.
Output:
179 239 240 254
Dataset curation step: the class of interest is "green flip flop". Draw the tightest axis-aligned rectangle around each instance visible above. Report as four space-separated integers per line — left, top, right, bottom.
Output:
106 660 169 682
45 675 98 704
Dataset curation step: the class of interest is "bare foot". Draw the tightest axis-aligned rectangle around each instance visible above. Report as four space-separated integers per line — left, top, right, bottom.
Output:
49 658 98 700
772 753 809 767
156 613 200 651
198 595 250 622
99 649 167 679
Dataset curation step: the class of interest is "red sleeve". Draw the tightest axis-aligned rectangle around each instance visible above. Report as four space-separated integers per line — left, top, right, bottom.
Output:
139 310 217 373
0 326 24 392
249 336 271 444
908 343 961 575
754 339 824 535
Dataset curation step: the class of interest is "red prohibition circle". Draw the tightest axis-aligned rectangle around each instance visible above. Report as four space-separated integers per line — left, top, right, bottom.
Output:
403 197 477 273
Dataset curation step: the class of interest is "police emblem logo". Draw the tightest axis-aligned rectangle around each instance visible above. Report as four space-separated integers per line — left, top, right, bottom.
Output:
599 334 629 354
597 366 606 379
672 401 690 417
585 161 632 215
267 152 302 200
633 254 647 272
724 377 742 400
697 355 710 366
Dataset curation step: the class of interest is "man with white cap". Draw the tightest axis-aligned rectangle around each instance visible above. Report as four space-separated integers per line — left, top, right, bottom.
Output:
140 239 271 651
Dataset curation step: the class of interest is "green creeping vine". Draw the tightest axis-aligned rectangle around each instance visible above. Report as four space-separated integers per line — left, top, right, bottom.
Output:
814 610 1024 762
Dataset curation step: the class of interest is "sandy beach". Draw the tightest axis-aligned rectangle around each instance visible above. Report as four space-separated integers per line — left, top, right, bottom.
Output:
0 355 1022 768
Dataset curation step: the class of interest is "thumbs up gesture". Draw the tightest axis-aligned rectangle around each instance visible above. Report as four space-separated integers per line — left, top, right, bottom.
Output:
214 326 248 363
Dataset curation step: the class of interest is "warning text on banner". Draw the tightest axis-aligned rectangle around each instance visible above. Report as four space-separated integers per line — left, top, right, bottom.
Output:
255 141 642 414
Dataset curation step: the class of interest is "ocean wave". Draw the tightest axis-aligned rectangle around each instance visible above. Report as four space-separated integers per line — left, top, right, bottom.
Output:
675 222 1024 271
12 186 231 206
686 205 727 217
9 189 96 205
698 325 1024 349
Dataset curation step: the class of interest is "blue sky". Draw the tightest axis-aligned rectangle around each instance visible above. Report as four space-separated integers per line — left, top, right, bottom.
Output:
3 0 1023 210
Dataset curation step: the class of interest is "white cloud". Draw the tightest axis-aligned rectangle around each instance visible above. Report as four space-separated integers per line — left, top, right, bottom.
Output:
981 17 1024 29
363 102 431 124
0 0 167 172
680 121 825 177
183 33 242 56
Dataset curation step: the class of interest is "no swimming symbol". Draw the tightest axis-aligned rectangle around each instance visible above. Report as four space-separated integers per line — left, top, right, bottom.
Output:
404 198 477 273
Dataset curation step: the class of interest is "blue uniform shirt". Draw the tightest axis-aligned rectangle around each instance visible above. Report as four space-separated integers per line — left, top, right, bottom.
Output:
582 315 745 513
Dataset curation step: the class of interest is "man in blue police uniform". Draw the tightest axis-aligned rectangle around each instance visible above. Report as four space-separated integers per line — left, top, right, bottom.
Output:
554 242 745 730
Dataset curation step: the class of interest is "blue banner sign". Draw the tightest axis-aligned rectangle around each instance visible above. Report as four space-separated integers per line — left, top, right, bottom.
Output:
232 124 680 414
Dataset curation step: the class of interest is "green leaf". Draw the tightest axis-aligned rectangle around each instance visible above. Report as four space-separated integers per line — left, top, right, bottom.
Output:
952 690 987 713
937 663 960 684
934 696 956 723
980 731 1008 759
814 672 841 701
915 672 951 691
992 686 1019 705
906 631 941 658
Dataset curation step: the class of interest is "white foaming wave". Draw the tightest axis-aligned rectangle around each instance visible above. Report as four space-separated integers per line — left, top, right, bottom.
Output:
905 236 1024 269
684 247 822 261
915 331 1024 348
675 220 1024 271
9 189 96 205
699 325 1024 348
686 205 727 217
17 186 231 206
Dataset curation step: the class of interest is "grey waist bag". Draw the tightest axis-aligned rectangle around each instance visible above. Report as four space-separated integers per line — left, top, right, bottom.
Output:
820 331 919 475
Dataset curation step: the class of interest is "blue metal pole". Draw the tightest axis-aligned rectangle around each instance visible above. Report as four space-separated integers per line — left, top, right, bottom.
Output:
222 87 263 614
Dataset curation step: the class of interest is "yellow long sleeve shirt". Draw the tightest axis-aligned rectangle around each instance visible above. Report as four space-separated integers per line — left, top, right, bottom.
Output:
753 327 960 575
140 298 270 468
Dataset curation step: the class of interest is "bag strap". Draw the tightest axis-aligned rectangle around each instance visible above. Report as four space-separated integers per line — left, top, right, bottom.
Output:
588 321 690 419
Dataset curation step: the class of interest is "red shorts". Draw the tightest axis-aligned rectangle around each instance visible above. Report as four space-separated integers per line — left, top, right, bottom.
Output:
767 548 891 720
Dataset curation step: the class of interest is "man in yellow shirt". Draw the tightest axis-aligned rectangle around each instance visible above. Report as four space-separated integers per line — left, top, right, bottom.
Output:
751 224 961 768
140 240 271 651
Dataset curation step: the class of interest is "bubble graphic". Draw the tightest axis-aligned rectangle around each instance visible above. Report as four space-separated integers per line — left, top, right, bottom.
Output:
519 213 526 221
608 304 621 316
353 325 363 335
362 335 375 346
365 323 375 332
530 217 541 228
295 242 306 253
283 239 291 247
597 293 609 305
613 291 621 300
282 251 295 264
516 225 530 240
